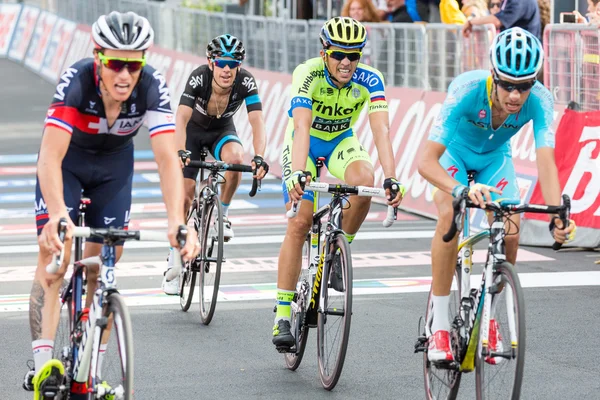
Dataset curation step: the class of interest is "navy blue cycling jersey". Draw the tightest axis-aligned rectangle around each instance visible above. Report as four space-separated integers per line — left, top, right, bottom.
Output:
45 58 175 151
35 58 175 240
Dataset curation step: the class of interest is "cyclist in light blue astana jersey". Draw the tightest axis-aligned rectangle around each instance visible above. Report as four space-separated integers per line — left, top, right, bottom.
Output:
418 27 576 364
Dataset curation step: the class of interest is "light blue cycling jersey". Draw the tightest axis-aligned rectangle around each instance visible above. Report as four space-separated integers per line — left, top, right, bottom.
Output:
428 70 555 154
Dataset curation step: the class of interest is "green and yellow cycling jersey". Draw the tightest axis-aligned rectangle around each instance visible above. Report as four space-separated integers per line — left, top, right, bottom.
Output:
287 57 388 141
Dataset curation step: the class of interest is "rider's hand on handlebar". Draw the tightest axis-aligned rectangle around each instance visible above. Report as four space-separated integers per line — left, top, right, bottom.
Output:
178 150 192 169
453 183 501 209
285 170 310 203
251 155 269 180
383 177 406 208
550 217 577 244
39 214 74 256
168 221 199 262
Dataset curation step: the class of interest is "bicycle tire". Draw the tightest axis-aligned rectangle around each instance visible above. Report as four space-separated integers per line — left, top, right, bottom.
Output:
53 279 75 400
423 264 462 400
90 293 134 400
475 261 525 400
199 196 223 325
284 237 311 371
317 234 352 391
180 203 199 311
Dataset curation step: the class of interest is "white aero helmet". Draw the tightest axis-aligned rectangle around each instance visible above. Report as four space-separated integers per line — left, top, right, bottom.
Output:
92 11 154 51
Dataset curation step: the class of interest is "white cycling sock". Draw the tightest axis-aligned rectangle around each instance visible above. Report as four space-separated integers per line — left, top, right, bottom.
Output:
431 294 451 333
32 339 54 371
222 203 230 217
97 343 108 380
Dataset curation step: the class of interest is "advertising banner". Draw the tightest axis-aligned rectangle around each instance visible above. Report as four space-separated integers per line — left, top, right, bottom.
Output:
8 5 40 62
0 4 21 57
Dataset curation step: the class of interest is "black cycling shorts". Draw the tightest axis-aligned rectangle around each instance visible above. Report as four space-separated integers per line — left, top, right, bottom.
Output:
182 120 243 180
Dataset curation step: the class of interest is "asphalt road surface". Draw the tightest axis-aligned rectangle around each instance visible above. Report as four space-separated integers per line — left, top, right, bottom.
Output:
0 59 598 399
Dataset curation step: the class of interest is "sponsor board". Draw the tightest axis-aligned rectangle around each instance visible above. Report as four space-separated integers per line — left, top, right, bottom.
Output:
0 4 21 57
8 5 40 62
23 10 57 71
39 18 76 82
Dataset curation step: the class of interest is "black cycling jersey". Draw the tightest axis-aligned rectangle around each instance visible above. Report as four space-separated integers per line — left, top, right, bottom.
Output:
179 65 262 130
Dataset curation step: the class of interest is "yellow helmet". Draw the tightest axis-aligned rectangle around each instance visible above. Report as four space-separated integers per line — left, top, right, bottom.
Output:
320 17 366 50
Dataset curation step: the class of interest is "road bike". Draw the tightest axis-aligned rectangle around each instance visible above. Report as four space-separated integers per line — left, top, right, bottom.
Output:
281 157 398 390
51 218 187 399
168 147 261 325
414 177 571 400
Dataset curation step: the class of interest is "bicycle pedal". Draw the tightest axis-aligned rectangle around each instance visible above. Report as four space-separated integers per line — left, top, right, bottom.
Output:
414 336 428 353
276 345 296 354
431 360 460 371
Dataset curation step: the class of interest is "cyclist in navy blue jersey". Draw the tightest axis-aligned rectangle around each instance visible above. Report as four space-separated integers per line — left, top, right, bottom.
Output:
23 12 199 399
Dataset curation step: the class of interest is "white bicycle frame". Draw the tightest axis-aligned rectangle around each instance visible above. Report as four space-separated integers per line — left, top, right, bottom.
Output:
456 208 519 370
47 227 181 397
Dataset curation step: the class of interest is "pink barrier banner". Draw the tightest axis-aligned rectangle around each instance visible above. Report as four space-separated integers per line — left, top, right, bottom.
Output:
8 5 40 62
24 10 57 72
0 4 21 57
40 18 76 82
58 24 93 80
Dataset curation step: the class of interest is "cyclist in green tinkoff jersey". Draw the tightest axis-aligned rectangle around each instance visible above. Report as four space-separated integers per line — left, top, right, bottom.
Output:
272 17 406 348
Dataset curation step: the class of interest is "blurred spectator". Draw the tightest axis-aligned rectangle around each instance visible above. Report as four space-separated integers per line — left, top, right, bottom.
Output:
386 0 430 22
574 0 600 24
462 0 488 18
439 0 467 24
462 0 541 40
537 0 550 34
342 0 381 22
342 0 382 65
372 0 390 21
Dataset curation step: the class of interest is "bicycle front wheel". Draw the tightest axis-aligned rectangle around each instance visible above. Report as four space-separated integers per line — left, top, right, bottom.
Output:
180 202 199 311
476 261 525 400
284 236 311 371
423 264 462 400
317 234 352 391
90 293 134 400
53 278 75 399
199 196 223 325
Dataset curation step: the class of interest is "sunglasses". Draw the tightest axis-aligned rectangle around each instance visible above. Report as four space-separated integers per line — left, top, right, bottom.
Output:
490 2 502 9
325 50 362 62
212 58 242 69
98 53 146 73
495 78 536 93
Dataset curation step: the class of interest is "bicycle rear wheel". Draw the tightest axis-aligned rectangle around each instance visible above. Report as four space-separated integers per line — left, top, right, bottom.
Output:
284 237 311 371
475 261 525 400
90 293 134 400
423 264 462 400
180 202 199 311
317 234 352 391
199 196 223 325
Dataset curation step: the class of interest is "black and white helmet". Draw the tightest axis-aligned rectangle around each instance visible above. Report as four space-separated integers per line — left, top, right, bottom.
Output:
92 11 154 51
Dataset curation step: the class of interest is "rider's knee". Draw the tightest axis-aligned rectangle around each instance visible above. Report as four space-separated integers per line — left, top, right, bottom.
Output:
436 202 454 230
345 167 374 187
223 147 244 165
287 215 311 239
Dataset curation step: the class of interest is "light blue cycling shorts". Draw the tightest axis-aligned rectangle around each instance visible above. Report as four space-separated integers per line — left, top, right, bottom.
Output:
436 144 520 202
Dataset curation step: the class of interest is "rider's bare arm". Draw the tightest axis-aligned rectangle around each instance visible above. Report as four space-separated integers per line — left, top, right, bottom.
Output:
175 104 193 152
248 110 267 157
37 127 72 218
369 110 396 179
291 107 312 172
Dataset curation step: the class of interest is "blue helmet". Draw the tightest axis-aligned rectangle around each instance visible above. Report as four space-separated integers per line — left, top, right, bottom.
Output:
490 27 543 81
206 34 245 61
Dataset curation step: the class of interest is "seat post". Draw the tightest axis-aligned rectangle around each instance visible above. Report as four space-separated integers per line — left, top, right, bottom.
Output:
315 157 326 181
